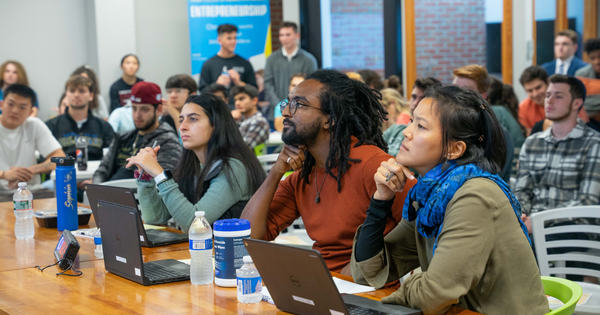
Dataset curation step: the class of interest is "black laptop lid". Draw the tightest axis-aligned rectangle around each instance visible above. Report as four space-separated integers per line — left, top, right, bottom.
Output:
85 184 144 237
97 200 145 285
243 239 349 315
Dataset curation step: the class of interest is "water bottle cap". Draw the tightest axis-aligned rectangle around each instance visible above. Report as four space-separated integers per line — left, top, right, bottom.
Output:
213 219 250 231
18 182 27 188
94 236 102 245
195 211 205 217
243 255 253 263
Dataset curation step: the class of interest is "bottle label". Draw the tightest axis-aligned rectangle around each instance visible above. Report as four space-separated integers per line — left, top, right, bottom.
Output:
13 200 32 211
237 276 262 295
214 235 250 279
189 239 213 251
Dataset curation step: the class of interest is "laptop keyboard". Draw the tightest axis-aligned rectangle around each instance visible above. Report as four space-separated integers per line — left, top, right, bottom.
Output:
144 262 188 280
347 304 390 315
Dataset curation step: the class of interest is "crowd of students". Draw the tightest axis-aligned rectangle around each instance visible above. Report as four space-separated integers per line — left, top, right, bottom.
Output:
0 21 599 315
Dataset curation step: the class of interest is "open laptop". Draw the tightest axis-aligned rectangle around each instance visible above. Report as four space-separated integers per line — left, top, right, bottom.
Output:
86 184 188 247
97 200 190 285
243 239 422 315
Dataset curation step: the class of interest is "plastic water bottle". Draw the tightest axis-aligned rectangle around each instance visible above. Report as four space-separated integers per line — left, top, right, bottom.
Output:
221 66 230 88
94 228 103 259
13 182 34 240
189 211 213 285
236 256 262 304
76 136 88 171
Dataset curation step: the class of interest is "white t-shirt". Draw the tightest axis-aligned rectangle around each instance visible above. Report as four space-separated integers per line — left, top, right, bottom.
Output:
0 117 62 190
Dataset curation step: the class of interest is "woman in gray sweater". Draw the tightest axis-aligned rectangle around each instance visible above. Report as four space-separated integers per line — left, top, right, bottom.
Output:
351 86 548 314
126 94 265 232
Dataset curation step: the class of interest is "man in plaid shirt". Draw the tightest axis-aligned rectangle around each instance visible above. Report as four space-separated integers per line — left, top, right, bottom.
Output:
231 85 269 149
516 75 600 234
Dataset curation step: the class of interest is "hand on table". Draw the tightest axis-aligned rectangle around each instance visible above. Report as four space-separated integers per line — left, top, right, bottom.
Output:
4 167 34 183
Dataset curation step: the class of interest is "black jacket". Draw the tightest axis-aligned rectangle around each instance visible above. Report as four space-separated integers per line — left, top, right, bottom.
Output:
45 108 115 161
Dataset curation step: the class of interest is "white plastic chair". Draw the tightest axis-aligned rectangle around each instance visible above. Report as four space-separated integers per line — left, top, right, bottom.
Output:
257 154 280 173
530 206 600 314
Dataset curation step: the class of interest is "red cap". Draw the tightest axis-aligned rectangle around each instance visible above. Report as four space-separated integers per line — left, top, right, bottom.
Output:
130 82 162 105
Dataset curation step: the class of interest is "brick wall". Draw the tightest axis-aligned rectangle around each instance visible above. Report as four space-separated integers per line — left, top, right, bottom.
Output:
271 0 282 52
415 0 486 84
330 0 384 75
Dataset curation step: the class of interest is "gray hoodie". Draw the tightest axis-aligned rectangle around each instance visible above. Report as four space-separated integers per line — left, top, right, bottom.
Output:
92 121 183 183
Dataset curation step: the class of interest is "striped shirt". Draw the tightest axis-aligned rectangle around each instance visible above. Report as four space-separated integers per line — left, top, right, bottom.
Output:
514 120 600 226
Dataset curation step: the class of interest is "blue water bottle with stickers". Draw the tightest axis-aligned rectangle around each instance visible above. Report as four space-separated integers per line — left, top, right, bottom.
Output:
51 157 78 231
189 211 213 285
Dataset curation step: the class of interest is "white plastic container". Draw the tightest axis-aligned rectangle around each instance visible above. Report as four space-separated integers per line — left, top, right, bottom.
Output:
213 219 251 287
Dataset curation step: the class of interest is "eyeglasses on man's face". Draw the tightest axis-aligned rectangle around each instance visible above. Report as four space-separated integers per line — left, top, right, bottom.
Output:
280 98 326 115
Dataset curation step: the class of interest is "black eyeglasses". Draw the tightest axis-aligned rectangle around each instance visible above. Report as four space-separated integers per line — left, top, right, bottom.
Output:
280 99 326 115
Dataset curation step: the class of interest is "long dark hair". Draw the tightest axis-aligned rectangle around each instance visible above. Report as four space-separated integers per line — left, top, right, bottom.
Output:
487 76 525 136
301 69 388 192
71 65 100 111
426 85 507 174
172 94 265 204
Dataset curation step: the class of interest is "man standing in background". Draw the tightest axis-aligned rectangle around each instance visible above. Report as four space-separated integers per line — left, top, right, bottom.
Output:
198 24 257 110
264 22 318 124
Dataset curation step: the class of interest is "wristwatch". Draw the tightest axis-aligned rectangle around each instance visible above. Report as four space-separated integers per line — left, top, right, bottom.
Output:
154 170 173 185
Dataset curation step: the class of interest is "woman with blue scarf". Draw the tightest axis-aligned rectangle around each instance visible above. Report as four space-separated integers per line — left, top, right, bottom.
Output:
351 86 548 314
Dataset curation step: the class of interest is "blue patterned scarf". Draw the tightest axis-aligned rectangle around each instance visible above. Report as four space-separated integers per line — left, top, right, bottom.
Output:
402 162 530 256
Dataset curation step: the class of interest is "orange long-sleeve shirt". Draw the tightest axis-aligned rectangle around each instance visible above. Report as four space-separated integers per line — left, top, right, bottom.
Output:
263 140 416 272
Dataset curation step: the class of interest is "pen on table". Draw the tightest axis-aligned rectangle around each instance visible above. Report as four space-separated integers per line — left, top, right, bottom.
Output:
138 140 158 177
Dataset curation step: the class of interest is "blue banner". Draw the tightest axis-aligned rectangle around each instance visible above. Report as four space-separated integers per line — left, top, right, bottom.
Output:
188 0 271 76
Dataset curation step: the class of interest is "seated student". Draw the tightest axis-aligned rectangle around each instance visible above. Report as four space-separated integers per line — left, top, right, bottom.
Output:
576 38 600 79
519 66 550 135
358 69 383 90
230 85 270 149
541 29 587 76
380 88 410 131
127 94 266 231
487 76 527 143
0 85 65 201
516 75 600 283
109 54 143 113
107 102 135 135
453 64 525 148
384 77 440 158
241 69 417 275
50 92 68 118
0 61 39 117
46 75 114 162
202 83 229 104
351 85 548 315
162 74 197 133
274 73 306 132
383 75 403 98
452 65 516 182
90 82 182 184
71 65 109 120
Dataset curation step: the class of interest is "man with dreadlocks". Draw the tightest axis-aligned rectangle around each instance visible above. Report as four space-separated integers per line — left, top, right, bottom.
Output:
241 69 416 275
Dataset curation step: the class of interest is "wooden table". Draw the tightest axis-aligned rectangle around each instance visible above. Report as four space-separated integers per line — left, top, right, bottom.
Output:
0 199 478 315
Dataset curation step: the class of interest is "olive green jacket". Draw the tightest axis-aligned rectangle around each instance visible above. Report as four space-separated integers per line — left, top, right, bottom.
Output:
351 178 549 315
